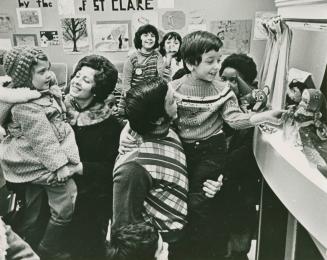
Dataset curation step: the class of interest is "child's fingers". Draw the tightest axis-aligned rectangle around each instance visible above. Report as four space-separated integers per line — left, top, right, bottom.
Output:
203 186 215 198
218 174 224 182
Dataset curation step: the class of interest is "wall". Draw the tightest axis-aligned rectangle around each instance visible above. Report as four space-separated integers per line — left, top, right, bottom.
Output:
0 0 276 76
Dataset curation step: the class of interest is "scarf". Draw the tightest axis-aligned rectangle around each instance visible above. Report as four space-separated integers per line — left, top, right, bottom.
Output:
65 94 113 126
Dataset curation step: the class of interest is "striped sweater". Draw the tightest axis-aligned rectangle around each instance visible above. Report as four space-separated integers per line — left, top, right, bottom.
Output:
114 128 188 232
170 74 254 143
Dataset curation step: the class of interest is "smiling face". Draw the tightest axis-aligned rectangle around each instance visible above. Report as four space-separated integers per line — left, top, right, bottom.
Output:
190 50 221 82
220 67 239 96
164 36 180 54
141 32 156 52
31 59 51 91
287 86 302 104
69 66 97 101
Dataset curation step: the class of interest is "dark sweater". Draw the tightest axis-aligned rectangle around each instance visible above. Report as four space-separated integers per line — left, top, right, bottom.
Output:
72 115 122 195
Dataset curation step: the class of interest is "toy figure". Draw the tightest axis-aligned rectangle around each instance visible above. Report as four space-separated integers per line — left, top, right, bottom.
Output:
240 85 270 112
293 89 327 176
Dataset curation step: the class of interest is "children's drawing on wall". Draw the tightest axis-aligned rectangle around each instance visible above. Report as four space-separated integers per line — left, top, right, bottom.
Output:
13 34 38 47
210 19 252 54
93 21 131 52
132 11 158 34
253 11 277 40
0 14 14 32
187 9 207 33
162 11 185 30
40 31 59 47
60 17 91 53
16 8 42 28
57 0 75 15
188 9 205 25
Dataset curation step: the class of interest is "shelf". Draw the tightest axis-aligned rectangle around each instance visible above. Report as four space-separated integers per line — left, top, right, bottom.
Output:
253 128 327 255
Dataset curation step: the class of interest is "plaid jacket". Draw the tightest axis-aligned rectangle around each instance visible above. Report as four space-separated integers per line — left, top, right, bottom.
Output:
0 94 80 183
114 129 188 232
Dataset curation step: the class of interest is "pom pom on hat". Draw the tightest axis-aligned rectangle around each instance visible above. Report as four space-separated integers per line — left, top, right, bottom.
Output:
3 46 45 88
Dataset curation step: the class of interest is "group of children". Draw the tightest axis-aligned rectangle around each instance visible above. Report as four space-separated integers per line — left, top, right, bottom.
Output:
0 23 284 260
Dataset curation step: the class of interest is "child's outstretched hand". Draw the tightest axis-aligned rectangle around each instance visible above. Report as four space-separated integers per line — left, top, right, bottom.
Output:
203 174 223 198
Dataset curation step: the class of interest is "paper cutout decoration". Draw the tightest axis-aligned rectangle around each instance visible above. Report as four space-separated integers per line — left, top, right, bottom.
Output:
40 31 59 47
253 11 277 40
16 8 42 28
210 19 252 54
162 11 185 30
0 15 14 32
60 16 91 54
93 21 131 52
188 9 205 25
132 11 158 34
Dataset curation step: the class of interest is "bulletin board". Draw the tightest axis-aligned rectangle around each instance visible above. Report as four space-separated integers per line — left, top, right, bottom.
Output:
0 0 277 76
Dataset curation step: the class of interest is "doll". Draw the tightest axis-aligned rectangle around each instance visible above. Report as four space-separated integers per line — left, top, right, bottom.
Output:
293 89 327 176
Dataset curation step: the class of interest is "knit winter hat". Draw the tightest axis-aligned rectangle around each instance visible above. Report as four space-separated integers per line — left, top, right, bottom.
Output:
3 46 46 88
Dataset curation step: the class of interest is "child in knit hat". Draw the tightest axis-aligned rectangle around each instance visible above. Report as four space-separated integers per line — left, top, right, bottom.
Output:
0 46 81 259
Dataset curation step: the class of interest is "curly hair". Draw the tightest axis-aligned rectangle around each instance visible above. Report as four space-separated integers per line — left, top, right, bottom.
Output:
133 24 159 50
71 55 118 102
159 31 182 62
106 222 159 260
219 53 257 85
125 78 169 135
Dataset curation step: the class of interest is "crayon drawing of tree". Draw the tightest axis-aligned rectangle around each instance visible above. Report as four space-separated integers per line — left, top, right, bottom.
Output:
61 18 87 52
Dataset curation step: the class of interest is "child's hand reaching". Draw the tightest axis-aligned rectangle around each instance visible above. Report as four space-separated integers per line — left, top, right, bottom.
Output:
203 174 223 198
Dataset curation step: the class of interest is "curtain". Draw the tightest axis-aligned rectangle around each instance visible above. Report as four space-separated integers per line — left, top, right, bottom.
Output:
258 18 293 109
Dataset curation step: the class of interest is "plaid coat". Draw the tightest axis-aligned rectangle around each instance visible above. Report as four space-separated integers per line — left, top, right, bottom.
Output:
0 94 80 183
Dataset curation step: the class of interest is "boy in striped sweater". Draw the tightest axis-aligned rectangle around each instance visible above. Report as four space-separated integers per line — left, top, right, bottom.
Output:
170 30 284 259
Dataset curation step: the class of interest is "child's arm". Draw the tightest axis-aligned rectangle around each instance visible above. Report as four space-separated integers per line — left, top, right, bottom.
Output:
157 54 171 82
0 86 41 103
13 103 69 173
122 57 134 92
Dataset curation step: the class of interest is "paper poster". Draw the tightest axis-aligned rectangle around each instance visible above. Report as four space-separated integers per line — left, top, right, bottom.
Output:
57 0 75 15
93 21 131 52
0 14 14 32
132 11 158 33
210 19 252 54
188 23 207 33
60 16 91 54
0 38 12 50
158 0 174 9
40 31 59 47
253 11 277 40
188 9 205 25
16 8 42 28
162 11 185 30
